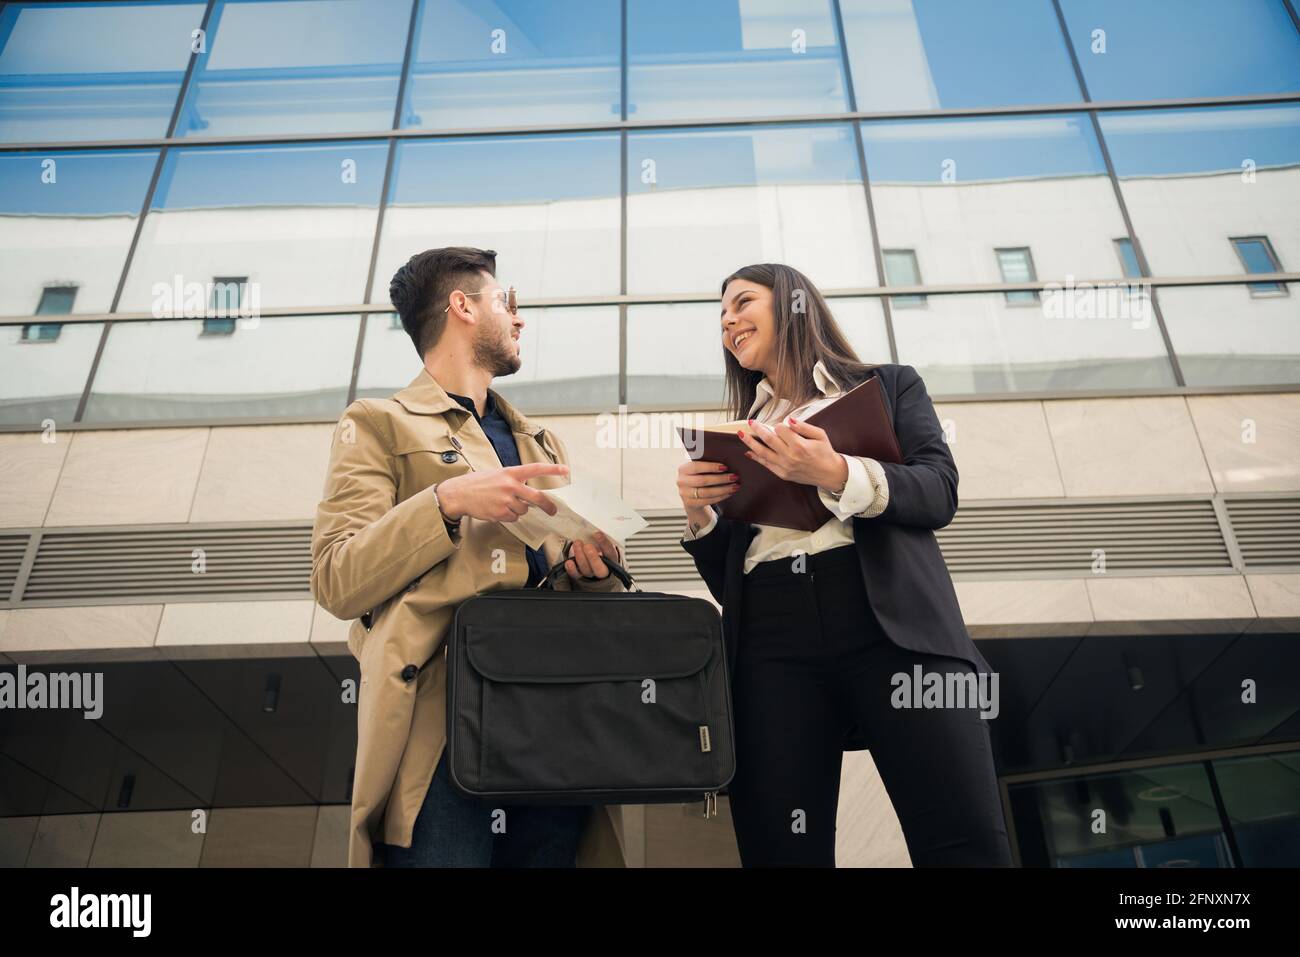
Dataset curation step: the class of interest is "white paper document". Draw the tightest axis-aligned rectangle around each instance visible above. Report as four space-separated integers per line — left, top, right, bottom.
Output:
502 478 648 551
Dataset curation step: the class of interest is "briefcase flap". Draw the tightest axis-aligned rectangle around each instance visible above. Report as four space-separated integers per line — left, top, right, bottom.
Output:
465 624 714 683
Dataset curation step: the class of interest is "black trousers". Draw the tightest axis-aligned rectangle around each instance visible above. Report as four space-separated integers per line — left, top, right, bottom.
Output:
729 543 1013 867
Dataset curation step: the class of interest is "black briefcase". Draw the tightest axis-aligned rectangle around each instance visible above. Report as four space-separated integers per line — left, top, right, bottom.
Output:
446 552 735 818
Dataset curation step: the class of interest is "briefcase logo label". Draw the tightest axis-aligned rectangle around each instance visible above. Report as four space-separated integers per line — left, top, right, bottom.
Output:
699 725 711 752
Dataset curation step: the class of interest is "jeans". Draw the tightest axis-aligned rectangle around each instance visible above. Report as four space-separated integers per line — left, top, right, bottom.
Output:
729 543 1013 867
375 749 592 867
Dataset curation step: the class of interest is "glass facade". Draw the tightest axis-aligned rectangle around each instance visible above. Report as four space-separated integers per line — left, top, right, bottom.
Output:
1 0 1298 429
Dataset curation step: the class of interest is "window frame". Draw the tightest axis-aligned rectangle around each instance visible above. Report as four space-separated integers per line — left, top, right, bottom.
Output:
994 246 1041 306
1230 235 1288 298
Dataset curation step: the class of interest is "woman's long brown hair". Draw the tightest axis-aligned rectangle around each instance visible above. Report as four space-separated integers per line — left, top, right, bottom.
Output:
720 263 881 421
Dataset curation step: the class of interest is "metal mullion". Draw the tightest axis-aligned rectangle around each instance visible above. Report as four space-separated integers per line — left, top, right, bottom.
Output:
831 0 898 363
5 273 1296 326
7 92 1300 154
619 125 628 406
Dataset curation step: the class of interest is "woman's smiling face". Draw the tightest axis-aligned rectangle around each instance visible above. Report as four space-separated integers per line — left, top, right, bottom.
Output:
720 278 776 375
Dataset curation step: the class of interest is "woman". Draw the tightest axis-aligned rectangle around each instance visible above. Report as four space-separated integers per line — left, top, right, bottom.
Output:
677 263 1012 868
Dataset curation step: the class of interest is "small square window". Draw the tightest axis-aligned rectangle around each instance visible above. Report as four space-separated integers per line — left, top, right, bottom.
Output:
1113 238 1143 279
389 313 404 330
201 317 238 336
20 323 64 343
1230 237 1287 297
995 247 1039 305
882 249 926 309
37 286 78 315
211 277 248 314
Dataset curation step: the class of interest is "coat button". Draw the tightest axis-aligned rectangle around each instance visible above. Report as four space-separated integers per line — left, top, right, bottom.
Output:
440 450 459 464
449 435 462 450
401 664 418 682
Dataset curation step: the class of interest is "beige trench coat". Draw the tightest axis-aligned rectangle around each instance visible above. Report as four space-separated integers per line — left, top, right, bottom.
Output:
310 368 628 868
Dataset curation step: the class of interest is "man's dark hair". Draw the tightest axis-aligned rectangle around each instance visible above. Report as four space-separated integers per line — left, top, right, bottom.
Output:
389 246 497 358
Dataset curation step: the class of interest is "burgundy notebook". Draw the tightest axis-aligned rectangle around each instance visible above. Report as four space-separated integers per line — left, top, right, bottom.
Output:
677 374 904 532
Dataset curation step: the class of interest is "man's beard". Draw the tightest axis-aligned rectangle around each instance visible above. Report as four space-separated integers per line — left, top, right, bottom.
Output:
472 323 521 378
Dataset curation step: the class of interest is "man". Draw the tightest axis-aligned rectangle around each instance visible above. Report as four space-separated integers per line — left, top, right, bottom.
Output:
311 246 628 868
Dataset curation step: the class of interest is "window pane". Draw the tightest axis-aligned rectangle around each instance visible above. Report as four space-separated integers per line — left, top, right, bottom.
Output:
1059 0 1300 102
1158 283 1298 387
36 287 77 314
862 114 1128 286
628 0 847 121
883 249 925 308
626 297 890 407
0 321 104 426
1232 238 1280 274
627 124 877 295
1098 105 1300 278
0 0 205 143
842 0 1082 110
375 134 620 301
174 0 413 138
891 290 1175 394
356 306 618 411
82 315 360 421
0 149 159 315
118 142 387 311
1212 752 1300 868
1009 763 1228 867
402 0 619 130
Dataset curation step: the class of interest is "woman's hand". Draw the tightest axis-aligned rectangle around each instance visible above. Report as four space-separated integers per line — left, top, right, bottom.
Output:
738 417 848 492
564 530 621 580
677 459 740 529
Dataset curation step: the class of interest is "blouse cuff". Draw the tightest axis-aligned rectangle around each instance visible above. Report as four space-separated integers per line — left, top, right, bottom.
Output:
817 454 890 519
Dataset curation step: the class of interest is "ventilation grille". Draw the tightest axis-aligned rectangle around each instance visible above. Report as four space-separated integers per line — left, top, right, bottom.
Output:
624 514 699 585
936 500 1232 575
0 534 28 601
1226 497 1300 569
22 526 312 602
3 496 1296 606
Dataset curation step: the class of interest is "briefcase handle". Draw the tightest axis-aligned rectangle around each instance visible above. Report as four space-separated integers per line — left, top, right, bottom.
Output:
541 540 638 591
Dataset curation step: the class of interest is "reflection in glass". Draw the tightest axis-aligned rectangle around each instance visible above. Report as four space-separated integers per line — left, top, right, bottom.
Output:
627 124 876 295
1230 237 1287 296
355 307 618 411
627 0 846 121
1157 283 1298 387
375 134 620 301
626 298 890 407
891 291 1175 393
1114 238 1142 278
862 113 1127 286
995 246 1039 304
1059 0 1300 102
1009 762 1232 868
0 0 205 143
118 142 387 311
883 249 926 308
81 315 361 421
174 0 413 137
1213 752 1300 867
0 149 159 316
0 320 104 426
1099 105 1300 279
841 0 1082 110
402 0 619 129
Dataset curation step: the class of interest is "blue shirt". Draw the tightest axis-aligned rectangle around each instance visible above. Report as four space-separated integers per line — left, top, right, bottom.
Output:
446 389 551 588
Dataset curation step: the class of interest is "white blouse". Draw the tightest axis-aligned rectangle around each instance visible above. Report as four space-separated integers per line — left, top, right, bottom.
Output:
682 360 890 574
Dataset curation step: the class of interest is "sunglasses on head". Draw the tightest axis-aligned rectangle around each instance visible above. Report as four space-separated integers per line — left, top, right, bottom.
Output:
445 285 517 316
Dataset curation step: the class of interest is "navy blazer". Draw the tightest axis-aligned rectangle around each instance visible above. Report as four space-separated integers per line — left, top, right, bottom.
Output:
680 363 992 753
